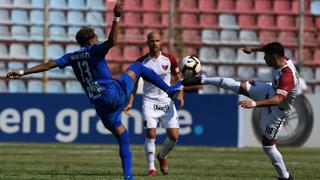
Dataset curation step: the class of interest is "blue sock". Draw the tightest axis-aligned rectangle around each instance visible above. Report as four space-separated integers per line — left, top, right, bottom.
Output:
116 130 133 179
127 62 170 93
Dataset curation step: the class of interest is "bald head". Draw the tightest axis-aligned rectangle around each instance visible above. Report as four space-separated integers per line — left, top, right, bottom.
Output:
147 31 162 56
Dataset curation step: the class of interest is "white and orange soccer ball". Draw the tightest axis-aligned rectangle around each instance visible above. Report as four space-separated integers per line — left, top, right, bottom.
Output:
179 55 201 77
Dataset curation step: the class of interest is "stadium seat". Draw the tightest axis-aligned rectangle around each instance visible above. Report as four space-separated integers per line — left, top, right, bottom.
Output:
199 14 218 28
0 10 10 24
0 80 7 92
124 0 141 10
48 44 64 60
255 0 272 13
87 0 105 10
218 65 236 77
199 47 218 63
49 0 67 9
315 17 320 29
218 47 236 62
201 29 219 44
64 66 75 78
27 62 43 77
278 31 297 46
49 26 67 42
124 28 143 43
276 15 295 30
31 0 44 8
183 30 200 44
182 47 198 57
0 61 7 76
237 49 255 63
143 13 161 27
256 51 265 63
217 0 235 12
303 31 317 47
27 80 44 93
259 30 277 43
68 0 86 10
315 85 320 94
10 44 28 59
284 49 294 60
292 0 311 13
180 13 199 28
123 12 142 26
95 27 106 40
219 14 238 29
161 13 169 27
123 46 141 61
239 30 259 44
49 11 66 25
107 46 122 61
47 80 64 93
160 0 169 11
236 0 254 13
30 26 44 41
220 30 238 44
257 67 272 81
303 16 316 31
9 80 26 93
48 67 64 79
302 48 313 63
8 62 24 72
65 44 79 53
0 25 10 40
237 66 255 80
86 12 107 26
273 0 291 13
311 0 320 15
67 11 85 26
302 67 314 81
238 15 257 29
28 44 44 61
11 10 29 25
315 67 320 80
313 50 320 64
30 10 44 25
67 27 78 41
257 15 275 30
199 0 216 12
13 0 30 7
0 44 10 59
65 81 83 93
0 0 12 8
142 0 159 11
11 25 29 41
178 0 197 11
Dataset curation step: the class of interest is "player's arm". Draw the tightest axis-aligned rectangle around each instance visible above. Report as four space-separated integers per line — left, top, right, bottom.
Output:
172 72 185 108
238 95 285 108
241 46 264 54
124 79 139 116
6 60 57 80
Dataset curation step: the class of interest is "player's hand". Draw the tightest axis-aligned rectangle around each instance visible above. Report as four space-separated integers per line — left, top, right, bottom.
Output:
241 47 254 54
6 71 23 80
124 103 132 116
114 1 124 17
238 100 255 109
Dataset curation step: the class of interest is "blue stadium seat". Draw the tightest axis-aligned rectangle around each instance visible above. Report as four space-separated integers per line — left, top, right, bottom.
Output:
256 52 265 64
237 49 255 63
13 0 30 8
49 11 66 25
315 67 320 81
31 0 44 8
10 44 28 59
257 67 272 81
68 0 86 10
47 80 64 93
64 66 75 78
67 11 85 26
201 65 218 94
65 44 79 53
199 47 218 63
284 49 294 60
0 61 7 77
0 43 10 59
11 9 29 25
30 10 44 25
0 25 10 40
0 80 8 92
219 14 238 29
8 62 24 71
218 65 236 77
237 66 255 80
95 28 106 40
9 80 27 92
218 47 236 62
311 0 320 15
220 30 238 44
49 26 67 42
27 80 44 93
28 44 44 61
315 86 320 94
302 67 314 82
0 10 11 24
11 25 30 41
49 0 67 9
30 26 43 41
27 62 43 77
65 81 83 93
48 44 64 59
239 30 259 44
0 0 12 7
87 0 105 10
86 12 107 26
201 29 219 44
67 27 78 41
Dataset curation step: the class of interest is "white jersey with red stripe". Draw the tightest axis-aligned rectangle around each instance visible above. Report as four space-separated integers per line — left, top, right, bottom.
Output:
137 52 180 104
271 57 299 114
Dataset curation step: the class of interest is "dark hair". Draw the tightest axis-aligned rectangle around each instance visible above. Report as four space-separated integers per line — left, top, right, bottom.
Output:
75 27 96 47
262 42 284 57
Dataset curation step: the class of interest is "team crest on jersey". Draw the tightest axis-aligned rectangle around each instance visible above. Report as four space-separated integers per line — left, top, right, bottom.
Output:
162 65 168 71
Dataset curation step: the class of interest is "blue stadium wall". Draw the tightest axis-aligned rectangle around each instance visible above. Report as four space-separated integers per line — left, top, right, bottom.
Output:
0 94 239 147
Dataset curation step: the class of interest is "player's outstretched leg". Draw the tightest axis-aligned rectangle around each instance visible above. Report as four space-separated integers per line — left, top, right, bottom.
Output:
126 62 182 98
157 137 177 175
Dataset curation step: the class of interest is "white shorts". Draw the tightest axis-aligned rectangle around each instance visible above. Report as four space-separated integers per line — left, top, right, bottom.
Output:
142 100 179 129
246 81 286 140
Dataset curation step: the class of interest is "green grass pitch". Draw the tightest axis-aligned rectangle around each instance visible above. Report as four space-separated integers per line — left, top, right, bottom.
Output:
0 143 319 180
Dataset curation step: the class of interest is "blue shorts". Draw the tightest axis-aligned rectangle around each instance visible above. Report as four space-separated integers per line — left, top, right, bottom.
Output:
94 73 135 132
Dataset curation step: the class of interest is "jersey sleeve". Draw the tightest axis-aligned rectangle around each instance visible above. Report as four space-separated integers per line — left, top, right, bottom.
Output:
55 53 72 69
163 52 180 75
276 67 294 98
89 42 107 59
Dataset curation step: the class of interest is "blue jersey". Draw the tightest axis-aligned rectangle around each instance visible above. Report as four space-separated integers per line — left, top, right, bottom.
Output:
55 43 114 102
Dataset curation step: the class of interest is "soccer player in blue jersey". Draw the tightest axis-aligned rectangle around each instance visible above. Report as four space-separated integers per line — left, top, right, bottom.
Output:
6 2 182 180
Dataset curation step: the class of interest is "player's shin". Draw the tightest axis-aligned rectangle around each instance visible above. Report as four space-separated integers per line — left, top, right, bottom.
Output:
202 77 240 93
116 130 133 179
144 138 156 170
263 145 290 179
159 137 177 159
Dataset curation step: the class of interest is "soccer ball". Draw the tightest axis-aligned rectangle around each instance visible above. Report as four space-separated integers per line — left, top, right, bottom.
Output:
179 55 201 77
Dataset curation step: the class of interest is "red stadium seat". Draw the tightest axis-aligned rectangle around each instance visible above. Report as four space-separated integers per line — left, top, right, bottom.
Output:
315 17 320 29
143 13 162 28
292 0 311 13
199 0 216 12
178 0 198 11
142 0 160 11
217 0 235 12
182 30 200 44
123 46 141 61
302 48 313 63
180 13 199 28
124 0 141 11
259 31 277 43
303 31 317 46
200 14 218 28
124 28 144 43
278 31 297 46
238 15 257 29
106 46 122 61
182 46 198 57
313 50 320 64
273 0 291 13
236 0 254 13
257 15 276 30
300 16 316 30
123 12 142 26
255 0 272 13
161 0 169 11
276 15 295 30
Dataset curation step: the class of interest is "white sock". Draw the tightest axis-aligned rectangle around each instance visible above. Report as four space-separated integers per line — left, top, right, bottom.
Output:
159 137 177 159
202 77 240 93
144 138 156 170
263 145 289 179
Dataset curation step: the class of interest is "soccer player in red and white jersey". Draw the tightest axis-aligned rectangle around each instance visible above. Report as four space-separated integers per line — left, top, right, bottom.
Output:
182 42 297 180
124 31 184 176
